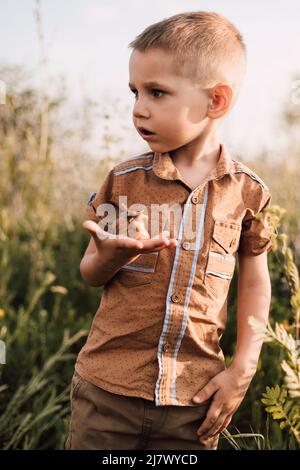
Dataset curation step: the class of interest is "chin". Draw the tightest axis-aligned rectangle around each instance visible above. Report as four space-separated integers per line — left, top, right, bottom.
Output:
147 142 173 154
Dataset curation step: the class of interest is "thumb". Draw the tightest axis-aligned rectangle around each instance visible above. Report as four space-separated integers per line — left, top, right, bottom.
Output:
192 380 218 404
82 220 111 241
153 230 170 240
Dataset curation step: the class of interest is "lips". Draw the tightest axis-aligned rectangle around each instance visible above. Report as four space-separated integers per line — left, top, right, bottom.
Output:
138 127 155 136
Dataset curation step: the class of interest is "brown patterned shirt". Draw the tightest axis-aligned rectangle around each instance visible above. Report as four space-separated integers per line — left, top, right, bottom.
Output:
75 143 272 406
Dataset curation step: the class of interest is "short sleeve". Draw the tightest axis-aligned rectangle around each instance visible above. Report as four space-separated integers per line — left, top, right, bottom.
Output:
238 190 273 256
85 169 115 224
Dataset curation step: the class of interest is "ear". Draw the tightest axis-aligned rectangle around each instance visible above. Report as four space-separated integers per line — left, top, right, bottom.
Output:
207 83 234 119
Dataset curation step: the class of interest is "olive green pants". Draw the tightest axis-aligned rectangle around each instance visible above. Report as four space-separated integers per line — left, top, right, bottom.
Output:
65 370 219 450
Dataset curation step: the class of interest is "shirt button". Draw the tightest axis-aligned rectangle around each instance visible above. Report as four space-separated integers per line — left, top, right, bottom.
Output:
230 238 236 247
171 293 181 303
163 342 171 352
191 194 199 204
182 241 191 250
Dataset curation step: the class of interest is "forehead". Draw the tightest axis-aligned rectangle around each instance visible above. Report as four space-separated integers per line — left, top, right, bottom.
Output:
129 48 184 85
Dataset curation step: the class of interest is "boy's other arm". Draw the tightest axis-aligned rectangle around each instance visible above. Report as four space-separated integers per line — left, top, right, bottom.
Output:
230 250 272 378
192 251 272 441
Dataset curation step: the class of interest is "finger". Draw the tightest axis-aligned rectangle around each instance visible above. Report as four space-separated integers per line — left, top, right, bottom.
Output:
116 205 146 236
138 244 169 254
193 379 220 403
116 236 144 251
214 415 232 435
82 219 100 232
158 230 170 239
128 212 147 229
196 402 223 437
199 413 227 440
137 231 175 250
120 203 147 225
119 202 140 217
158 232 179 249
134 211 147 221
83 221 142 247
82 220 112 241
150 236 177 249
138 237 171 250
130 221 150 239
116 231 175 252
95 226 117 241
140 238 178 253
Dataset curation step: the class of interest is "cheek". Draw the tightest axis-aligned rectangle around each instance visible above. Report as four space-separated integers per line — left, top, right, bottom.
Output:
189 103 207 121
163 112 187 133
155 117 180 139
168 119 195 140
178 115 205 137
157 107 202 141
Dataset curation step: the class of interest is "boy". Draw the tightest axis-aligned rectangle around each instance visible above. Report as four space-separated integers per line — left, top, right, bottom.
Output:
65 11 273 451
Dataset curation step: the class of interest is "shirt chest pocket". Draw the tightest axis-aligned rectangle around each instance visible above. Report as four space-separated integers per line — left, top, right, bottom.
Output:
116 251 159 287
203 220 241 298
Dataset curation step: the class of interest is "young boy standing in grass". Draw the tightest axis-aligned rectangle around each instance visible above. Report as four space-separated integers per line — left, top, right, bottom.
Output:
65 11 273 450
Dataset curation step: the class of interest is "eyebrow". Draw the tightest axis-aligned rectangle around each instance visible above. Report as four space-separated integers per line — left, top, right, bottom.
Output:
128 81 170 90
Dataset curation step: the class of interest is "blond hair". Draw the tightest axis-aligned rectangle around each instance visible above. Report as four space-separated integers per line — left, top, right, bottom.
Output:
128 11 247 98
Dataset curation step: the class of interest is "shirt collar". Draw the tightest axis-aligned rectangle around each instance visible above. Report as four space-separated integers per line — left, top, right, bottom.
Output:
152 143 235 185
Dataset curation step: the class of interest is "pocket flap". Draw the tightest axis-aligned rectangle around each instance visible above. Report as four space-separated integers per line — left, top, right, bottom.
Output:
212 220 241 253
206 251 236 279
121 251 159 273
117 251 159 287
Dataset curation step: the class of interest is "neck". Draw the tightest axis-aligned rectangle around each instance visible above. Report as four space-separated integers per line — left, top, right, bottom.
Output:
170 129 220 168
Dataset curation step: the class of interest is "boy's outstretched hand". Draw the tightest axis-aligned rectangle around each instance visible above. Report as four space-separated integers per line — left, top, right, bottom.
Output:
82 207 177 267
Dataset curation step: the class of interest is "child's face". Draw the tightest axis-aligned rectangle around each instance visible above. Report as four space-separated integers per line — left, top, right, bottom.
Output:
128 47 214 154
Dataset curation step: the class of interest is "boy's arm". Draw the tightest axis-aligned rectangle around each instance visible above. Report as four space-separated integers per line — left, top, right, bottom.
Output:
80 220 177 287
230 251 272 377
192 186 273 442
192 252 272 441
80 218 149 286
230 187 273 375
80 238 130 287
82 169 177 287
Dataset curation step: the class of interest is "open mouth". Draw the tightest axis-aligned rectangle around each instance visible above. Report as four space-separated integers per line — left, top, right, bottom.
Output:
139 127 155 135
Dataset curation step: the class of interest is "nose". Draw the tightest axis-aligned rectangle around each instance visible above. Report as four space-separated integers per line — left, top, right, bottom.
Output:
133 96 150 119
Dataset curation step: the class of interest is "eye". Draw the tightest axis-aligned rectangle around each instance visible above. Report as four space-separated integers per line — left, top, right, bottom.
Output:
151 89 164 98
129 88 164 98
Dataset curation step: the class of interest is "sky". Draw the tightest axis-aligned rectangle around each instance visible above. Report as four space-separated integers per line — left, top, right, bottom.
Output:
1 0 299 160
